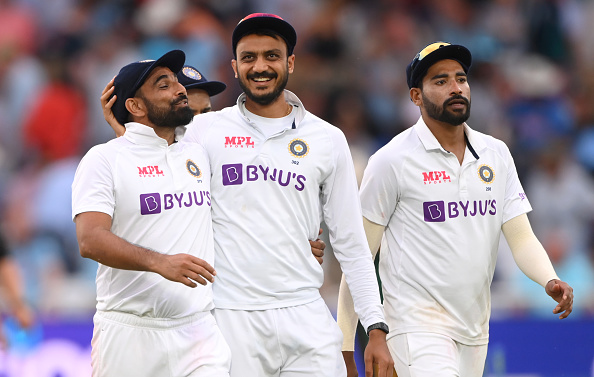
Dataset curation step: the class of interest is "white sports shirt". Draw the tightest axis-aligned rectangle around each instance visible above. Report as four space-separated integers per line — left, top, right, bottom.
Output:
184 90 385 329
360 116 532 345
72 123 214 318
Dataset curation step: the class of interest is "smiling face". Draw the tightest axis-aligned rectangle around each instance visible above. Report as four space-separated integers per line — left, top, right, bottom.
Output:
412 59 471 126
232 33 294 106
130 66 194 128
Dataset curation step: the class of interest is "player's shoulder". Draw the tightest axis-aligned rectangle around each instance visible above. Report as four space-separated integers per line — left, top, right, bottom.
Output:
468 127 513 159
372 126 421 163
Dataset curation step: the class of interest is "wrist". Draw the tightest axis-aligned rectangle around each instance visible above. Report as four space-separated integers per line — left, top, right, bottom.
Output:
366 321 389 336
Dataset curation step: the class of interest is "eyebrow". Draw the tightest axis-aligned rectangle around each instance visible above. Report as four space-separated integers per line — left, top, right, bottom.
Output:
240 48 283 57
429 71 467 81
152 73 172 86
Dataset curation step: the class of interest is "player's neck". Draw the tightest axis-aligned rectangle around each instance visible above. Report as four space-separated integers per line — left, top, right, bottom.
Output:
424 116 466 164
244 95 290 118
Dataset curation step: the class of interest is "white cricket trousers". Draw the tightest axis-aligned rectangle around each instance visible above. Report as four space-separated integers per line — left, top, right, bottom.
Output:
388 333 488 377
214 298 346 377
91 310 231 377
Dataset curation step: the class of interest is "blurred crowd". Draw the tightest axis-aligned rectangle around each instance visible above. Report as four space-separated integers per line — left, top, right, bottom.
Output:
1 0 594 322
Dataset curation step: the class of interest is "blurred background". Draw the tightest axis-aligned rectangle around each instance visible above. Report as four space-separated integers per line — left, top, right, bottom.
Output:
0 0 593 375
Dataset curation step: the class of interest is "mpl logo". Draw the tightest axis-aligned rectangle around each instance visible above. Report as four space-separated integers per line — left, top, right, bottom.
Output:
225 136 255 148
138 165 164 177
423 199 497 222
422 170 451 184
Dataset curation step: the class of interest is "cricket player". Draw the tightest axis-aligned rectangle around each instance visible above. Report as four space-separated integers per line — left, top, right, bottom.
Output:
73 50 231 376
182 13 392 377
337 42 574 377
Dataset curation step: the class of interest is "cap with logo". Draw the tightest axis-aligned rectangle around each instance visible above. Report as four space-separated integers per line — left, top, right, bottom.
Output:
112 49 186 125
177 65 226 97
232 13 297 58
406 42 472 89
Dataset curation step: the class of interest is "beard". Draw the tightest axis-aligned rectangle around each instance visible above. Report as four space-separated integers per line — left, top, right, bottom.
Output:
238 66 289 106
423 93 471 126
143 94 194 128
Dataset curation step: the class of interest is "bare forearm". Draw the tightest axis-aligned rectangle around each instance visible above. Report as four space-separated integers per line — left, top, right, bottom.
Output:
79 226 162 272
0 258 26 310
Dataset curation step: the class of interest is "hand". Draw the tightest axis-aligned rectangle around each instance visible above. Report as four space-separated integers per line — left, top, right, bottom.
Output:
310 228 326 265
364 330 394 377
154 253 216 288
343 350 359 377
13 301 35 330
101 77 126 137
545 279 573 319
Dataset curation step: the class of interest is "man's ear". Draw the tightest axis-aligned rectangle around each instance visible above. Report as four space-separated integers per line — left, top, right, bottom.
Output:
287 54 295 74
410 88 422 107
125 97 146 119
231 59 238 78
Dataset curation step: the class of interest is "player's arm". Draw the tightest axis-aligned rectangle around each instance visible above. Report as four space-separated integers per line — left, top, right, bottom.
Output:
101 77 126 137
502 213 573 319
338 217 385 377
321 130 392 377
75 211 215 287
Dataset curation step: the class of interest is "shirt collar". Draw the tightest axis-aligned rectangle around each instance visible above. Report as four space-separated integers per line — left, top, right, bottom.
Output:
235 89 306 129
413 116 486 159
123 122 186 146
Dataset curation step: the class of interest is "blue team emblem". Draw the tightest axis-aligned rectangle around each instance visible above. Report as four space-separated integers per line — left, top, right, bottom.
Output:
182 67 201 80
186 159 202 178
288 139 309 158
478 164 495 184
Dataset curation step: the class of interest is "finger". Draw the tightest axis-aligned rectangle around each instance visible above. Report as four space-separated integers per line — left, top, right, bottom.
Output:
318 228 323 236
180 276 198 288
188 273 208 286
102 77 115 94
190 257 216 275
315 256 323 265
105 94 117 110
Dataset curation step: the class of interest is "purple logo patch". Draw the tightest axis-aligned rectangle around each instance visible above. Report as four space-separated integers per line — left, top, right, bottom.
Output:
222 164 243 186
140 193 161 215
423 201 445 222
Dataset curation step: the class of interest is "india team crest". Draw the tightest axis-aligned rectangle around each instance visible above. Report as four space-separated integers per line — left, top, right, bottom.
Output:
182 66 201 80
186 159 202 178
288 139 309 158
478 164 495 184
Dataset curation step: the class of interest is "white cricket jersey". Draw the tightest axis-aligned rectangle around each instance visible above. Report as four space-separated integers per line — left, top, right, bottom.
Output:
184 90 384 329
72 122 214 318
360 116 532 345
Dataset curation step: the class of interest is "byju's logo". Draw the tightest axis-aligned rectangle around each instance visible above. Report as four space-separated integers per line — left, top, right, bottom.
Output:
225 136 255 148
140 193 161 215
423 201 445 222
423 199 497 222
223 164 243 185
221 163 306 191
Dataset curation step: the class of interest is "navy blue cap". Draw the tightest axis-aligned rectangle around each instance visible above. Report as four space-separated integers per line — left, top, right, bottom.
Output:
406 42 472 89
232 13 297 58
112 50 186 125
177 65 226 97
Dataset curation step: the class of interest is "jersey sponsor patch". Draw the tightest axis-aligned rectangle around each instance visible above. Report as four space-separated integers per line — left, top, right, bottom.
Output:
423 199 497 222
137 165 165 177
224 136 255 148
186 159 202 178
288 139 309 158
422 170 451 184
477 164 495 184
221 163 306 191
139 191 211 215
